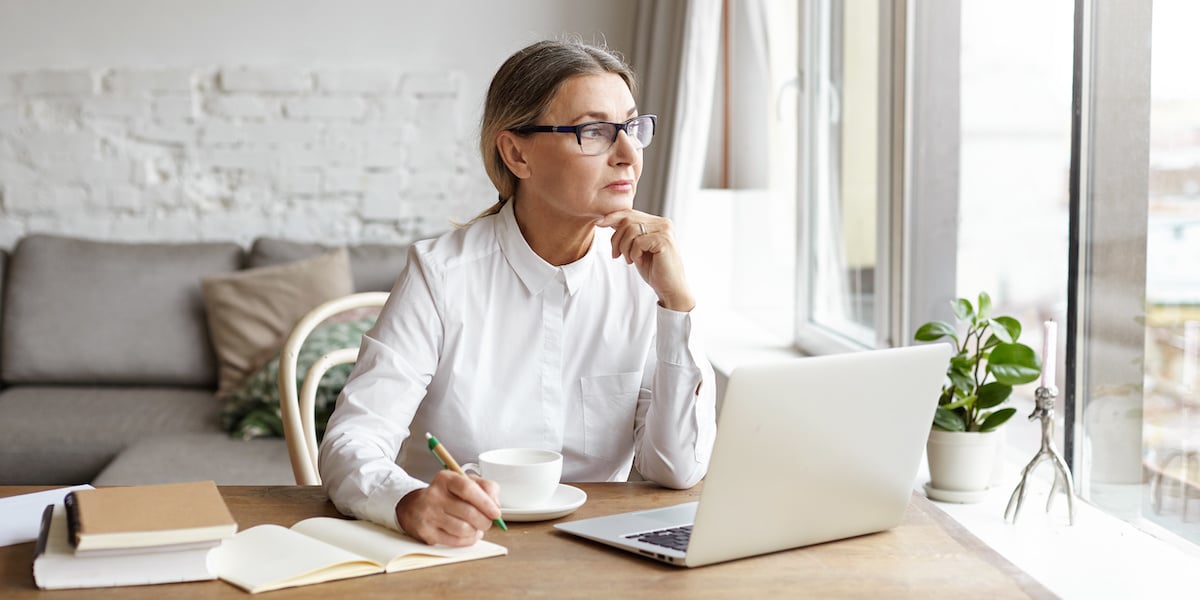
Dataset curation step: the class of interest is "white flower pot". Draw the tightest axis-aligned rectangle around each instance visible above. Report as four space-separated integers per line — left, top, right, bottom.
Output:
925 429 1001 502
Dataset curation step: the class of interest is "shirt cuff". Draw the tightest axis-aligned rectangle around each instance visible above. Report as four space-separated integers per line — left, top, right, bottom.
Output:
656 303 702 367
362 471 429 532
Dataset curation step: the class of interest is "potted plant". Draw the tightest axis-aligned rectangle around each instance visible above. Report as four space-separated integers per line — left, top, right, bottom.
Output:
913 292 1042 502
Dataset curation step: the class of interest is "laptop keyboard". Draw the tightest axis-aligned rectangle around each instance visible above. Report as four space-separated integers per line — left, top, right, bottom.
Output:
625 524 692 552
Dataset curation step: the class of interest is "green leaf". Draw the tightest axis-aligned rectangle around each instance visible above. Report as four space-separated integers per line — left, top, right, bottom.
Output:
938 387 956 406
952 298 974 322
915 321 958 343
943 394 974 411
987 342 1041 385
976 381 1012 409
977 292 992 320
948 370 974 394
979 408 1017 432
933 407 966 431
982 334 1002 350
950 353 974 374
987 318 1014 343
992 316 1022 343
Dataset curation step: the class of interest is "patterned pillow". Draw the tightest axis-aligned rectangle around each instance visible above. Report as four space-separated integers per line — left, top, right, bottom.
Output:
221 315 376 441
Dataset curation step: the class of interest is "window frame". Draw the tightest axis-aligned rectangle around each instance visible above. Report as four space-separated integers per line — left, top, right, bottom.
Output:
795 0 958 355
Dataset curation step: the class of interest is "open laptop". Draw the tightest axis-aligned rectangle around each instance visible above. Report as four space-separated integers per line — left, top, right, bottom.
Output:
555 343 953 567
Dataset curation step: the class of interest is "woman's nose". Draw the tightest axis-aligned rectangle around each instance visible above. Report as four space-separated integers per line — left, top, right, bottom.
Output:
609 130 639 165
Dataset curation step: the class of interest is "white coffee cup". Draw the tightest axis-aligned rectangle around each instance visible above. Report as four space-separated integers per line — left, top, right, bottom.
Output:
462 448 562 509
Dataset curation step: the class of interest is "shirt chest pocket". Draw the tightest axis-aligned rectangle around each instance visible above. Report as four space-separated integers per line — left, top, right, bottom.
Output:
580 371 643 459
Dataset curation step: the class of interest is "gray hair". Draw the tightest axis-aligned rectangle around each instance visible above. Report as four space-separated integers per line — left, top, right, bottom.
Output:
471 38 637 222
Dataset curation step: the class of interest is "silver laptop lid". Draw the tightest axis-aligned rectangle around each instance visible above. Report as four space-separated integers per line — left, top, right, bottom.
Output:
683 343 951 567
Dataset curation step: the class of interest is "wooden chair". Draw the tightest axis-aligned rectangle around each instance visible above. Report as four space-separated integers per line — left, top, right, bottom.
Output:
278 292 389 485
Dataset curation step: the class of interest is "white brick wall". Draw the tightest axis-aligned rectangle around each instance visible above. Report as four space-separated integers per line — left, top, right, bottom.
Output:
18 70 96 95
0 66 493 248
105 69 195 94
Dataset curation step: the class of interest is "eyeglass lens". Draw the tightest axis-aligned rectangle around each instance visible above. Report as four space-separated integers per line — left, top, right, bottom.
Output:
578 116 654 155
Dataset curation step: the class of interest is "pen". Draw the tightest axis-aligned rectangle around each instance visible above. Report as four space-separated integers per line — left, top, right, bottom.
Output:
425 433 508 532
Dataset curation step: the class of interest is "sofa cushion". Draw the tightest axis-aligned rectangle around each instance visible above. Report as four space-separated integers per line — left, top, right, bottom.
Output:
248 238 410 293
0 386 221 485
202 249 355 397
92 433 295 486
222 313 377 440
1 235 243 386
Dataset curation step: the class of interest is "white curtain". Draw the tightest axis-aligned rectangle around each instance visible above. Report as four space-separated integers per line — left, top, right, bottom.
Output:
629 0 723 220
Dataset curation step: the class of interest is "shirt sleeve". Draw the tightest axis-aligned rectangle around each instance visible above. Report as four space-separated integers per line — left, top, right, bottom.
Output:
318 247 440 531
631 304 718 489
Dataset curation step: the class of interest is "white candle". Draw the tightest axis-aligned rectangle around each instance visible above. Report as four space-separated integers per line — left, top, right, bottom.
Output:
1041 320 1057 390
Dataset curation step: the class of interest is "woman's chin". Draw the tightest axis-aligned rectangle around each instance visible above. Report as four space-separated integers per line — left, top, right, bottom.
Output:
598 193 635 213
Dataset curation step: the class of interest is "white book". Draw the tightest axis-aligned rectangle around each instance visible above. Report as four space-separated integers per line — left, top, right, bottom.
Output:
33 505 215 590
0 485 91 547
209 517 508 594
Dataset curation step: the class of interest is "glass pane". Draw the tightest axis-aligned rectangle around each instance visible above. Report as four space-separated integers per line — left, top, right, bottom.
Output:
728 0 800 336
1142 0 1200 541
1077 0 1200 548
684 0 797 347
807 0 881 345
957 2 1073 452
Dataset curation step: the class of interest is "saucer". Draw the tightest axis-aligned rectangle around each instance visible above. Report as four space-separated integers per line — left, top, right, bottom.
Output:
924 482 989 504
501 484 587 522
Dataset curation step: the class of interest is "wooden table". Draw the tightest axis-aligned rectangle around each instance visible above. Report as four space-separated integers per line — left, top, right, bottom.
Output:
1 484 1054 598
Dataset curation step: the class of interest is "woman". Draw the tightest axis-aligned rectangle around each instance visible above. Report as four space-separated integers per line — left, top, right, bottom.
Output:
319 39 717 547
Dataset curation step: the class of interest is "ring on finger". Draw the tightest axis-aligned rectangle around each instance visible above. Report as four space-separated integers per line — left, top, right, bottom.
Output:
638 223 646 236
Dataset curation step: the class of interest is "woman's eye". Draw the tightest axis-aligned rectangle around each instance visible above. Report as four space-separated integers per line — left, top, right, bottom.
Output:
580 126 607 139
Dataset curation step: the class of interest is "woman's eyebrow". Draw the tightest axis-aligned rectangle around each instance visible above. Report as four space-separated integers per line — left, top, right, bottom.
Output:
571 107 639 123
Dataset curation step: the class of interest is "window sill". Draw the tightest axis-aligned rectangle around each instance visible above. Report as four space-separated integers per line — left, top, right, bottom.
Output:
914 456 1200 598
704 308 804 377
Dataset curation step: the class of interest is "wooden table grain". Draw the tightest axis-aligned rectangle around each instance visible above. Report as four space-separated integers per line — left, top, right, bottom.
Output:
0 484 1055 598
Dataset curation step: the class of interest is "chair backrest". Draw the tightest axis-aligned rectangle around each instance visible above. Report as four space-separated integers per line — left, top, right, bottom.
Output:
279 292 389 485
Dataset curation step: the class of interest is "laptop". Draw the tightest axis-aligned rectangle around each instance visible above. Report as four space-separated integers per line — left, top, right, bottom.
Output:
555 343 953 567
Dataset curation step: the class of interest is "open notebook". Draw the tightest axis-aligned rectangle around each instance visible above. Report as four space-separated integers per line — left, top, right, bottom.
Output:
210 517 507 593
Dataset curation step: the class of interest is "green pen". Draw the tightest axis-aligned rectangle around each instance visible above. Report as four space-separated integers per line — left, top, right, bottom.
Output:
425 433 508 532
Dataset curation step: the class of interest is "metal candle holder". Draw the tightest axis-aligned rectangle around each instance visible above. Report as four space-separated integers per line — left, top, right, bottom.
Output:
1004 385 1076 525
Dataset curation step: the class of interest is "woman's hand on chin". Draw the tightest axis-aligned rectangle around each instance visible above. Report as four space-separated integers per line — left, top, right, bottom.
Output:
596 210 695 312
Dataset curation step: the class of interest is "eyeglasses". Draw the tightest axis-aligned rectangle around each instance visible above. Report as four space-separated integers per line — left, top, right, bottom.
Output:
514 114 657 156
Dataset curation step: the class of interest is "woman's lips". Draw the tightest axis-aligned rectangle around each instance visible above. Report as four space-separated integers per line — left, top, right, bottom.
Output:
606 180 634 192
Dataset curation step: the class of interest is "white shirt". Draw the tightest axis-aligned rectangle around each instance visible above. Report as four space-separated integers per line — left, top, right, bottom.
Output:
318 200 717 531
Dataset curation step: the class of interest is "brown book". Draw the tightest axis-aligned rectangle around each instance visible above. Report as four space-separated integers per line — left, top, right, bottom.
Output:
65 481 237 553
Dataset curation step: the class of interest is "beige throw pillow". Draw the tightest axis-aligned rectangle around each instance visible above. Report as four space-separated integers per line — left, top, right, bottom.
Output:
203 248 354 397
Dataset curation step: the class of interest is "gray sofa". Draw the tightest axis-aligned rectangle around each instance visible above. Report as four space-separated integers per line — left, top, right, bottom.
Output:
0 234 407 486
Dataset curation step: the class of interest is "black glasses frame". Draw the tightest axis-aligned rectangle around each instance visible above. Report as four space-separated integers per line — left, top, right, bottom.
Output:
514 114 657 154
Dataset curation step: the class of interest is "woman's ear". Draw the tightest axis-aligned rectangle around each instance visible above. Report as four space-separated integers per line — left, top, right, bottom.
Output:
496 131 532 180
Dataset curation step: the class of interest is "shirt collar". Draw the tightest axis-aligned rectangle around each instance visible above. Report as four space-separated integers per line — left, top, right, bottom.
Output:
496 200 601 297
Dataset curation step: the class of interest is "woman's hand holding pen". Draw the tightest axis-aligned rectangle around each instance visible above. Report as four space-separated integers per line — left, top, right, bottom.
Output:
596 209 695 313
395 470 503 546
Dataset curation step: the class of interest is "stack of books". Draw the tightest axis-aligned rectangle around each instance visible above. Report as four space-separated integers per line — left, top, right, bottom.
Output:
32 480 237 590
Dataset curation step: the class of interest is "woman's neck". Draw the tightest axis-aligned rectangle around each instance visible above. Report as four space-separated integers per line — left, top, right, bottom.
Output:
511 196 595 267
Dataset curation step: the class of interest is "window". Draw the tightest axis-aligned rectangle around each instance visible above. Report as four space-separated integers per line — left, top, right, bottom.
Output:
957 2 1074 457
687 0 799 348
787 0 1200 548
798 0 885 350
1076 0 1200 544
703 2 1200 550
